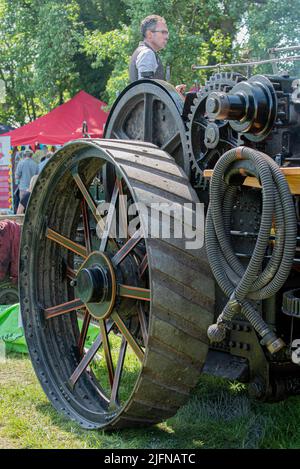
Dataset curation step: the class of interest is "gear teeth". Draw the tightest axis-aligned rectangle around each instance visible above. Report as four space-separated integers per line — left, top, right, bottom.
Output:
185 72 247 192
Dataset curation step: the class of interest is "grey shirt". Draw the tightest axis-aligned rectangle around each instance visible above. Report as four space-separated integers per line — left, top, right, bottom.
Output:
136 45 159 79
129 41 164 82
16 157 38 191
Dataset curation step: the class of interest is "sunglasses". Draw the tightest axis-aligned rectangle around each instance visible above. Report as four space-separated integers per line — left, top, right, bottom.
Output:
151 29 169 36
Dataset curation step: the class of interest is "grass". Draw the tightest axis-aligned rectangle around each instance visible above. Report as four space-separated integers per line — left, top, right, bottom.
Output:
1 353 300 449
91 333 141 405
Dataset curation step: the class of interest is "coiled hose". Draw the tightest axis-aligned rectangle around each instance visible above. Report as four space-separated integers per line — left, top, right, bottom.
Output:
206 147 297 353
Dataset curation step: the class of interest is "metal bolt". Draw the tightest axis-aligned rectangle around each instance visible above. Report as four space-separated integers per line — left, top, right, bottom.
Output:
206 97 219 113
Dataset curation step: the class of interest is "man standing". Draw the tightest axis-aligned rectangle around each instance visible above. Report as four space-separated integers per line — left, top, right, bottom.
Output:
15 149 38 200
129 15 186 94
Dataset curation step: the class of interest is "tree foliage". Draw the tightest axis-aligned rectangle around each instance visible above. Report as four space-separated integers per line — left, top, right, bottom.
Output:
0 0 128 125
0 0 299 125
246 0 300 75
83 0 247 105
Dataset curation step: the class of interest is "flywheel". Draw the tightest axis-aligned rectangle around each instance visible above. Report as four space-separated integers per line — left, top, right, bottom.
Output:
104 79 190 176
19 139 214 429
186 72 246 190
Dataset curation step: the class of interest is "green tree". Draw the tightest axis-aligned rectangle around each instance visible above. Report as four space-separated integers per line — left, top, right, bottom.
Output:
245 0 300 75
0 0 130 125
83 0 246 106
75 0 129 99
1 0 300 125
0 0 38 125
0 0 82 124
34 0 81 107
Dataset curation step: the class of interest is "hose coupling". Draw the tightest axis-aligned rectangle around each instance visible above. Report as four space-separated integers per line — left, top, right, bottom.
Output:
207 293 241 343
260 331 285 354
207 318 231 342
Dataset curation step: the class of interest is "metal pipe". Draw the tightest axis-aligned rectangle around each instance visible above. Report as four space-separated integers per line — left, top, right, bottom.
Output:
191 55 300 71
268 46 300 54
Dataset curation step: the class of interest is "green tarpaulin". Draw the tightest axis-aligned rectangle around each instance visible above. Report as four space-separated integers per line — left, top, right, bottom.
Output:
0 304 100 354
0 304 27 353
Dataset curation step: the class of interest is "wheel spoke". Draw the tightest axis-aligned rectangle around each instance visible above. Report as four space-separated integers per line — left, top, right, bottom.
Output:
219 138 235 146
110 336 127 407
78 309 91 357
99 178 119 252
99 320 114 388
138 254 148 278
112 229 142 266
143 93 153 142
46 228 88 258
111 130 120 139
161 131 181 153
81 199 92 254
116 177 128 240
111 129 126 140
44 298 84 319
112 311 144 362
68 320 114 390
118 284 151 302
68 333 102 390
66 265 76 280
138 303 149 345
72 167 105 232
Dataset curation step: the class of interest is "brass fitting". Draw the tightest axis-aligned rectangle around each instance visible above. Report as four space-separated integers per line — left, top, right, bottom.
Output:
260 332 285 354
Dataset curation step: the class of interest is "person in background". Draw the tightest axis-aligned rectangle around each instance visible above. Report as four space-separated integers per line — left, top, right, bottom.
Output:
0 219 21 284
38 151 53 173
15 149 38 202
17 174 38 214
129 15 186 95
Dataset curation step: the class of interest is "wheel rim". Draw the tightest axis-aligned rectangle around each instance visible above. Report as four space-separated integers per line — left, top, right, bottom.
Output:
104 80 190 176
20 139 213 429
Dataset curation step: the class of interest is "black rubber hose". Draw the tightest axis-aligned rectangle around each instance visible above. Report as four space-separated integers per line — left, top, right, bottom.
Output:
206 147 297 353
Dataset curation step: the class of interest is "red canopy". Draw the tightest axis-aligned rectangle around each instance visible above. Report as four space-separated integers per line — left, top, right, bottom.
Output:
3 90 108 146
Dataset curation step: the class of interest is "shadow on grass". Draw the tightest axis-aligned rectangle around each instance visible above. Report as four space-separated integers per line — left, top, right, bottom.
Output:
4 353 300 449
33 374 281 449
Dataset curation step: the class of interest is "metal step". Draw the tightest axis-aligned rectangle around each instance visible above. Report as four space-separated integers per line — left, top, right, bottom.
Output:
203 350 249 382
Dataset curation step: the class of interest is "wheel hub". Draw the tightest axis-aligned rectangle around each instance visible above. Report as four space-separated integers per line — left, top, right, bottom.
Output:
75 252 116 320
77 266 109 303
204 123 220 149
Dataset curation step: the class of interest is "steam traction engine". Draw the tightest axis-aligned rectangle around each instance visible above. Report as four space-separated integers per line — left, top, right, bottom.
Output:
19 70 300 429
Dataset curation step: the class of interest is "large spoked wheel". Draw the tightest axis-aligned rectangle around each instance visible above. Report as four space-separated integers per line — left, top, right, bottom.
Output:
19 139 213 429
104 79 190 176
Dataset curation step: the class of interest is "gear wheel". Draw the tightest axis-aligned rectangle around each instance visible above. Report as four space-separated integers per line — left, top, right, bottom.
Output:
186 72 246 190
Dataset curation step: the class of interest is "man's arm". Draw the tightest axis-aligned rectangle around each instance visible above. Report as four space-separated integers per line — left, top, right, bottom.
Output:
176 84 186 95
136 48 158 79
